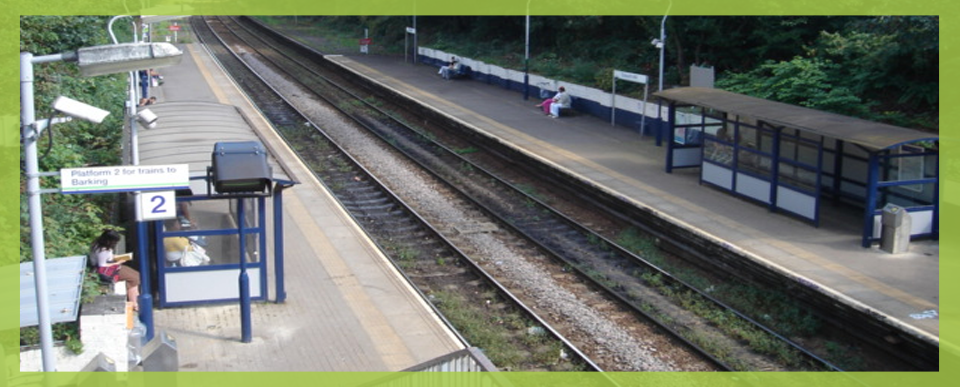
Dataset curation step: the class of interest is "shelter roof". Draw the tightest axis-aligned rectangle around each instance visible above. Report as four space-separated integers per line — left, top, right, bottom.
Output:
655 87 937 151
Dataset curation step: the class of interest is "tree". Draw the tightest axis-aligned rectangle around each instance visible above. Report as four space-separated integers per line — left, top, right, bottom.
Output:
812 17 938 115
717 16 938 130
717 57 869 117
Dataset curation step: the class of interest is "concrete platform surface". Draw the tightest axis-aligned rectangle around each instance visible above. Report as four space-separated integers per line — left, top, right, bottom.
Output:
146 43 464 371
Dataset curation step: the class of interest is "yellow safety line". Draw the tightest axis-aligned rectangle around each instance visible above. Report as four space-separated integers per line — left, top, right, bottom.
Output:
187 44 230 104
283 191 416 370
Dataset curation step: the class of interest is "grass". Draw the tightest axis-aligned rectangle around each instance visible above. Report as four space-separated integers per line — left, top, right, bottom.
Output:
824 340 866 370
639 271 823 370
454 146 480 155
429 290 525 368
618 227 823 340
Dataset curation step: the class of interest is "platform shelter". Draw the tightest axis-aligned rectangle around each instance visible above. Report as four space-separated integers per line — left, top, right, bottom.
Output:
655 87 938 247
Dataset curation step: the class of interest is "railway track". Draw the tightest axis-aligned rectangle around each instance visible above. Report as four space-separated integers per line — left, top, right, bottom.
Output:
193 15 601 372
192 15 925 372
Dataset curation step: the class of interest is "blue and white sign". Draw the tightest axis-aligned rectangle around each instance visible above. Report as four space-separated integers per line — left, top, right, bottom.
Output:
611 69 651 133
613 69 649 84
60 164 189 194
139 190 177 221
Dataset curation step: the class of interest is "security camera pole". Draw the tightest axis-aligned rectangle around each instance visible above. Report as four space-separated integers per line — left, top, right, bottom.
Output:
20 43 181 371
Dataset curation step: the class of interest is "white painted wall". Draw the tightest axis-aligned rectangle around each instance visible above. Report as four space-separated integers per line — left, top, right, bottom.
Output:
419 47 666 120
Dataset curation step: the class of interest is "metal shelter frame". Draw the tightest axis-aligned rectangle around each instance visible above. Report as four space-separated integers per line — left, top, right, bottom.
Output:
654 87 938 247
147 175 296 342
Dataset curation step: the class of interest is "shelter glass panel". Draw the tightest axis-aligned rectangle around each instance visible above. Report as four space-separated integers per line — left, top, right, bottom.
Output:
778 162 818 192
923 153 938 179
179 199 230 231
737 149 771 178
704 141 734 167
242 233 262 264
736 125 774 154
876 183 936 209
161 232 215 267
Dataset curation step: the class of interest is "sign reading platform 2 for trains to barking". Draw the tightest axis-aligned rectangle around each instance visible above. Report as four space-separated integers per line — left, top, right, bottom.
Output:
60 164 189 194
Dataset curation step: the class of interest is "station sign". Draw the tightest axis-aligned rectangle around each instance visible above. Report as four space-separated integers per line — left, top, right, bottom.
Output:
60 164 189 194
613 70 649 84
610 69 652 131
139 190 177 221
168 25 181 31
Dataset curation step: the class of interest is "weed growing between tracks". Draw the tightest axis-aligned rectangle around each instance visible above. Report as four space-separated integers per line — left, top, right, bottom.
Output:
429 290 585 371
616 228 866 370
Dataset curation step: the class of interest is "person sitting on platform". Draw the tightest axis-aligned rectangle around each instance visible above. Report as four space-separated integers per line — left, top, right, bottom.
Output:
163 220 210 267
90 229 140 310
439 56 461 80
536 86 571 118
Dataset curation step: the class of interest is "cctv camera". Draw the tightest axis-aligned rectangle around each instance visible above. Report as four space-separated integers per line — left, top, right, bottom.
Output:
137 108 158 129
52 96 110 124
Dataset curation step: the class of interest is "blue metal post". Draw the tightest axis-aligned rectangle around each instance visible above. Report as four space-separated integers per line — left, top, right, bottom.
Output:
862 153 880 247
832 140 844 203
664 102 676 172
814 136 825 227
768 126 781 212
137 220 154 341
238 199 252 343
274 187 287 303
655 100 665 147
934 152 939 239
258 196 268 299
523 15 530 100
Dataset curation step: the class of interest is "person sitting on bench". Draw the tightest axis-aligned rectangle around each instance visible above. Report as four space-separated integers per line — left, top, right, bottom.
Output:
90 229 140 310
536 86 571 118
439 56 459 79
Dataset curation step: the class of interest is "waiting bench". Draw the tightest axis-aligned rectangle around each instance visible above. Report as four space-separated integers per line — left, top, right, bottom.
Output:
453 65 471 79
557 96 577 117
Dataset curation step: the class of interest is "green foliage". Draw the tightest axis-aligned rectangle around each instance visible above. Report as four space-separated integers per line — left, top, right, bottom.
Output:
717 57 871 118
20 16 127 262
20 322 83 354
20 16 114 54
812 17 938 116
716 16 937 130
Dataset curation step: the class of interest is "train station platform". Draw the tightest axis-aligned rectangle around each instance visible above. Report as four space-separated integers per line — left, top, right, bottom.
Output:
322 53 940 343
141 43 464 371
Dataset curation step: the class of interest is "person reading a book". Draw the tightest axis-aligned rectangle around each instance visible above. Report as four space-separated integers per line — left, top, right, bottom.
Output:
90 229 140 310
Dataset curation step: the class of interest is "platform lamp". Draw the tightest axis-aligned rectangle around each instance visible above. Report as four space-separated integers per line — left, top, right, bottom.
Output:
21 42 182 371
209 141 273 343
654 2 671 92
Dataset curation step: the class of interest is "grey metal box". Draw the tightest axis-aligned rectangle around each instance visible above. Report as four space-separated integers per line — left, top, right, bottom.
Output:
211 141 271 193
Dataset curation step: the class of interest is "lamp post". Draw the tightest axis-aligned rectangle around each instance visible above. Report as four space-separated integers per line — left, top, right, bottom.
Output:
523 12 531 100
655 3 671 92
653 19 667 92
21 42 182 371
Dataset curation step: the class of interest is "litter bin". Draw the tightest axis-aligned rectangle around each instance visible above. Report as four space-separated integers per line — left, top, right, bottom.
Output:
880 204 911 254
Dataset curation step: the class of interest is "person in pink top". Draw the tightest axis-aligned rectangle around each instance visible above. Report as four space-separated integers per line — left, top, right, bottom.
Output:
90 229 140 310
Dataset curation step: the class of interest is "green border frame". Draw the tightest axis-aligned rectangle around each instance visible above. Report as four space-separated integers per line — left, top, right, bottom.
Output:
5 1 953 385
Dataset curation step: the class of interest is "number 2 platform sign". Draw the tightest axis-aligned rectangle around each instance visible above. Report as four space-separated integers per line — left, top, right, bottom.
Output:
139 191 177 221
